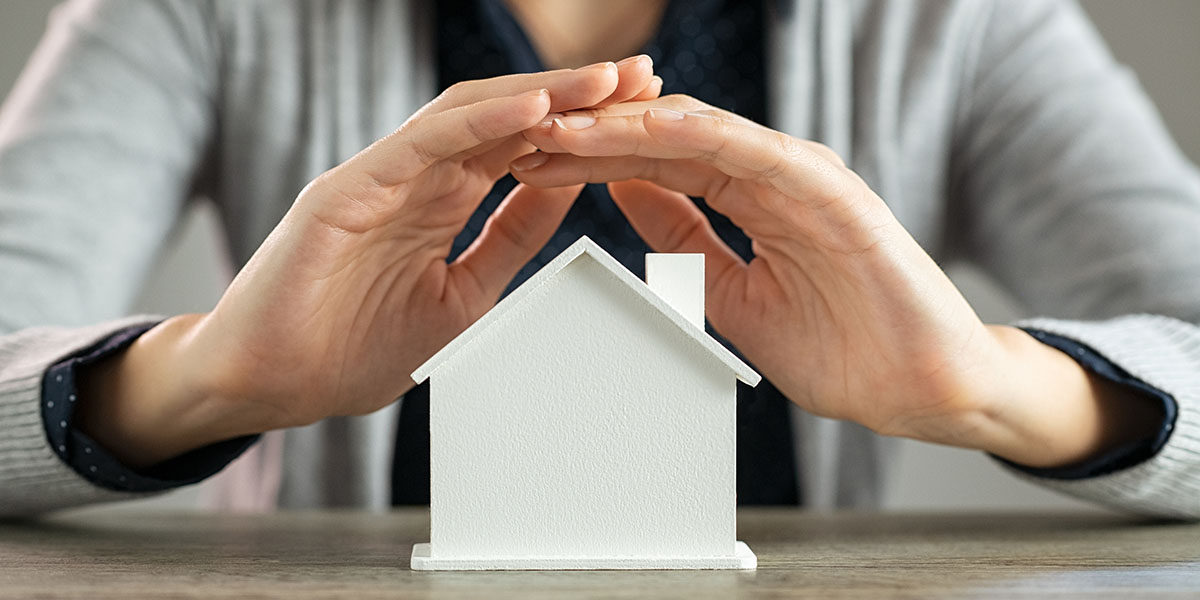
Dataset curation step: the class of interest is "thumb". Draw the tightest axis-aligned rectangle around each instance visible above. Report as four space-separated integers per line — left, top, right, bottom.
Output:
450 182 584 302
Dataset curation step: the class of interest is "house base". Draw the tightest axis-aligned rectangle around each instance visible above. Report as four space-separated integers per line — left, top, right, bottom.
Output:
410 541 756 570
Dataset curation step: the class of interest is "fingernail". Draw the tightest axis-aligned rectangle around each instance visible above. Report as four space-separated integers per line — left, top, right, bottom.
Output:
510 152 549 172
647 108 685 121
579 61 616 71
555 115 597 130
519 88 548 98
617 54 652 67
537 112 564 128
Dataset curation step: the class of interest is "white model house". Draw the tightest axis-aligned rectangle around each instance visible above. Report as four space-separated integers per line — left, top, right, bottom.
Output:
409 236 760 570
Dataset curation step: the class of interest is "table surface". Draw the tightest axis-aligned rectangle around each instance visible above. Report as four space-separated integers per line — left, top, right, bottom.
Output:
1 508 1198 599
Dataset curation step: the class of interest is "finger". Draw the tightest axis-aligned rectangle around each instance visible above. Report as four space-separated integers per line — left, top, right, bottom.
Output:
511 153 829 245
536 107 724 157
511 153 801 252
354 89 551 186
552 100 831 164
539 107 743 158
510 152 779 235
518 101 650 156
640 109 850 200
463 134 538 181
590 55 656 108
511 152 720 198
521 94 704 153
629 75 663 102
450 183 584 301
523 112 664 157
607 179 745 295
550 111 676 157
521 117 569 154
571 94 713 118
430 62 620 115
533 108 850 202
399 134 539 210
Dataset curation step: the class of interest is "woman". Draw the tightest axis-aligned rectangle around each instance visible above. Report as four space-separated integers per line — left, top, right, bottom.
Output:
0 0 1197 516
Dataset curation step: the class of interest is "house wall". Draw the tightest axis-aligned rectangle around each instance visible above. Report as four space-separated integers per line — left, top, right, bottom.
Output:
430 257 737 558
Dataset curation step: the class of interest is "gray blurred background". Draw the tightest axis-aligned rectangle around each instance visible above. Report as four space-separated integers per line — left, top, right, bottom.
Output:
1 1 1198 512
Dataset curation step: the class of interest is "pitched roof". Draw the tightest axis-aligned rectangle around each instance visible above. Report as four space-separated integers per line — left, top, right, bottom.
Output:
411 236 761 386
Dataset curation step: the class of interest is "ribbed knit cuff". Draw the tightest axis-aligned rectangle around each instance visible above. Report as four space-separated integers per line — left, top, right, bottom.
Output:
0 317 162 517
1003 314 1200 519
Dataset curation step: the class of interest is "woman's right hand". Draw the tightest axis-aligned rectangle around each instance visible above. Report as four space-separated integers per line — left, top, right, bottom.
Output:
76 58 660 468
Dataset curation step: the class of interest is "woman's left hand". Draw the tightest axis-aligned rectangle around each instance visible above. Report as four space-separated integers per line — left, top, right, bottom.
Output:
511 95 1164 468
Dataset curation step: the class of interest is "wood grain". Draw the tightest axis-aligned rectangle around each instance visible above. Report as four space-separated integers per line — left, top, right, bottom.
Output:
1 508 1197 598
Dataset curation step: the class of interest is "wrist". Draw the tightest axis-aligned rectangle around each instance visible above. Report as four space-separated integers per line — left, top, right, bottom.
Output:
75 314 272 469
961 325 1164 469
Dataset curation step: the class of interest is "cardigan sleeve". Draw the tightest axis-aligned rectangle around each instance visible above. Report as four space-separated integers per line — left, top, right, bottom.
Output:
0 318 163 516
40 323 257 495
0 0 220 515
951 0 1200 518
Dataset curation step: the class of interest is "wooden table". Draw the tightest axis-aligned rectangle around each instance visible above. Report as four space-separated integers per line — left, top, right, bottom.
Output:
1 508 1198 598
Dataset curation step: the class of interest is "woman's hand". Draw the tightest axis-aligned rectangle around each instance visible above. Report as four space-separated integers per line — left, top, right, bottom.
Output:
77 58 662 467
511 95 1164 468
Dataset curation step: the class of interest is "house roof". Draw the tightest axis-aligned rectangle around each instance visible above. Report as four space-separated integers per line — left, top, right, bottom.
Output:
411 236 762 386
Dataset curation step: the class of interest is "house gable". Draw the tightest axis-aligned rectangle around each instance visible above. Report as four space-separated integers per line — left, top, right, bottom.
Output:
411 236 760 386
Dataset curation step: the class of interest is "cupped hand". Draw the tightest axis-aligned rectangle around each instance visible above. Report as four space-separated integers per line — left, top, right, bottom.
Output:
198 60 661 428
509 95 1161 467
77 59 663 467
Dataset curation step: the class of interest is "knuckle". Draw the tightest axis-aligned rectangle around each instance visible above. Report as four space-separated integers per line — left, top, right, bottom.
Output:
405 134 442 169
489 207 532 251
426 82 467 112
463 112 502 143
306 171 387 233
661 94 692 108
640 156 662 182
831 175 869 208
443 80 470 99
661 94 709 112
804 140 848 167
705 175 736 208
661 209 707 252
701 121 732 159
763 135 799 180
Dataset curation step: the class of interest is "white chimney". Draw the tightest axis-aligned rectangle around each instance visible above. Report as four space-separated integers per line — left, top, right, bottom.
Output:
645 253 705 328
